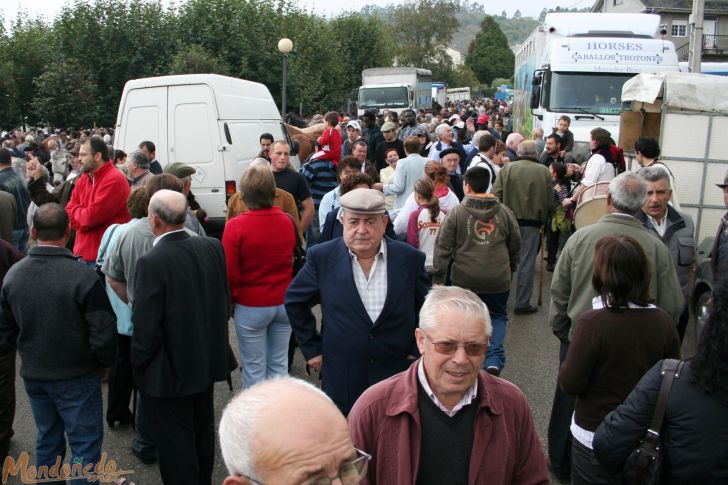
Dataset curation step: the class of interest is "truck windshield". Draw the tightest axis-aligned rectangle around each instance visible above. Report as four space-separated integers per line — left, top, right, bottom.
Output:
358 87 409 108
547 72 635 115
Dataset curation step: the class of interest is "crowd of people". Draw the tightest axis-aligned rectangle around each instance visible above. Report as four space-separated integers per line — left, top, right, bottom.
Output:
0 94 727 485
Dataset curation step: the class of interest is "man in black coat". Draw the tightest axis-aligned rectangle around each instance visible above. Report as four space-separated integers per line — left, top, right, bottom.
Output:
131 189 233 485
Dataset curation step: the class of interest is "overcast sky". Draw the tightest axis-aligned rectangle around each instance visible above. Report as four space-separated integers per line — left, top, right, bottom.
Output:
2 0 592 28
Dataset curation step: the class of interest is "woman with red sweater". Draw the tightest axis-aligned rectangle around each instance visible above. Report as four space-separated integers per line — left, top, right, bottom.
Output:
222 164 296 388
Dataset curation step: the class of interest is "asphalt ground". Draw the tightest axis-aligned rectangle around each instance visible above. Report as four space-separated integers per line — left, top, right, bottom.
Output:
3 265 697 485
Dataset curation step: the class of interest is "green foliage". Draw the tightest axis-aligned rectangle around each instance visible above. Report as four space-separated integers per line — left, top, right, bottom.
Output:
465 16 514 85
389 0 461 71
168 45 230 75
31 60 97 128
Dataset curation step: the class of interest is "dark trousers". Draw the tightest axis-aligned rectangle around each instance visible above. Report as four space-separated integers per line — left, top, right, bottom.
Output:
571 438 620 485
677 303 689 344
546 219 560 264
142 386 215 485
0 346 15 460
548 341 576 479
106 335 133 424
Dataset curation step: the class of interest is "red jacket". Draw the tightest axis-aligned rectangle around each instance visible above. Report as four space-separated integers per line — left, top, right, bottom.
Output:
316 127 342 165
222 207 295 306
66 161 131 262
348 360 549 485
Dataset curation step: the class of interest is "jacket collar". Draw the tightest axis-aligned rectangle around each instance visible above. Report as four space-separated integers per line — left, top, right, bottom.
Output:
514 156 540 163
384 358 503 418
29 245 77 259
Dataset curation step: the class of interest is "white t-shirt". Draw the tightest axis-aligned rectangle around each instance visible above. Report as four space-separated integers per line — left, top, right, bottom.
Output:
394 188 459 236
582 153 616 186
407 207 446 270
468 154 500 194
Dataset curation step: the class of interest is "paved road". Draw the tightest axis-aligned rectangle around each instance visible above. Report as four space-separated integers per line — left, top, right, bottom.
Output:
4 268 697 484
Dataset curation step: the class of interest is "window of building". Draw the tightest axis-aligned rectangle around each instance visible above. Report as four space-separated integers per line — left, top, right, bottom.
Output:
672 20 687 37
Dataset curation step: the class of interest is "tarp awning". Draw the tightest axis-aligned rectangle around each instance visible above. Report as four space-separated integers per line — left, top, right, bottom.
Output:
621 72 728 115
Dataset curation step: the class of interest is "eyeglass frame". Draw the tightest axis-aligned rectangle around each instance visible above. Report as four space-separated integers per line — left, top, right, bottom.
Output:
242 447 372 485
422 332 489 357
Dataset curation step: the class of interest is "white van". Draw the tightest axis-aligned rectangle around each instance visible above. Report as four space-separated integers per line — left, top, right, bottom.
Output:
114 74 298 235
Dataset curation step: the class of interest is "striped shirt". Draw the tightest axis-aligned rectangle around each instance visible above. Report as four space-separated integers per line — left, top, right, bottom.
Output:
300 158 339 208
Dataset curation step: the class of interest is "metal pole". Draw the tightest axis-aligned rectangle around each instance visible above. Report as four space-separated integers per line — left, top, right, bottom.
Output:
281 54 288 118
688 0 705 73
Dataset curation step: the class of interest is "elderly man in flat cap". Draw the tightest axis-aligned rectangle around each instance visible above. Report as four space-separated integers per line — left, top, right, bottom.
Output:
164 162 206 236
712 169 728 274
285 188 430 415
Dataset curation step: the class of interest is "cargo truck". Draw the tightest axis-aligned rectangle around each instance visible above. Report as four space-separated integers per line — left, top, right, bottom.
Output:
357 67 432 116
513 13 679 161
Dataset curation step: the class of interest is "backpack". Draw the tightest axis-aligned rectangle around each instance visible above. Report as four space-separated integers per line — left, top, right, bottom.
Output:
608 145 626 174
469 154 497 186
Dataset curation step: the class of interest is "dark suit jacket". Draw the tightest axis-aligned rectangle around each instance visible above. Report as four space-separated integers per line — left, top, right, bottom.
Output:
131 231 232 398
285 237 430 414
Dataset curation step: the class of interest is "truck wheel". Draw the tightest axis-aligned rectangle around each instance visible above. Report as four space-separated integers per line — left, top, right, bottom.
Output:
695 291 712 340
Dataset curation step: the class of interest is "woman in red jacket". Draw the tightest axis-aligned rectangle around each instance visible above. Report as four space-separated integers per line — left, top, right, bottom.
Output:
222 164 296 388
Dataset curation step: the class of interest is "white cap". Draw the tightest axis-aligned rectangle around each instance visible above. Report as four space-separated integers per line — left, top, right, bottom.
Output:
346 120 361 131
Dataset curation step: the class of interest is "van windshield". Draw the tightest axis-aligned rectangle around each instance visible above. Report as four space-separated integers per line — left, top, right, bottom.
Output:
547 72 635 115
358 87 409 109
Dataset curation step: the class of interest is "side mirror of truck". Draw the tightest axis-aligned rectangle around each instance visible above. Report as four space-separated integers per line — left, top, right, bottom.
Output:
530 86 541 110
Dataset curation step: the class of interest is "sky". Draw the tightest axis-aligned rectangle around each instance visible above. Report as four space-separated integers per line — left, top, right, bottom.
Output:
2 0 593 28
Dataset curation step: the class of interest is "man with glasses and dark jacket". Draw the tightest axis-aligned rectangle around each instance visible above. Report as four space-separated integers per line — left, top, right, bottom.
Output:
348 286 549 485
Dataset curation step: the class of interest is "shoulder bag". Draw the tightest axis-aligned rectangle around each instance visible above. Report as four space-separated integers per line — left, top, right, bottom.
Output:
620 358 685 485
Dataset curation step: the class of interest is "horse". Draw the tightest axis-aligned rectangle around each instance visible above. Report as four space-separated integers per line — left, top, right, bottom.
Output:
284 122 324 165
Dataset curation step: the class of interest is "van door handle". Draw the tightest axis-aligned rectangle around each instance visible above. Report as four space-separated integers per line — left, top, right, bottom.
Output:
211 189 220 193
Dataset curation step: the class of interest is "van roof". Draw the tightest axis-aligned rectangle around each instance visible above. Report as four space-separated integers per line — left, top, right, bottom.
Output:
120 74 281 120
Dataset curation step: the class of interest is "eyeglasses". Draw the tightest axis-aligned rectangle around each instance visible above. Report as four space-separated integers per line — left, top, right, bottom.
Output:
424 333 488 357
244 448 371 485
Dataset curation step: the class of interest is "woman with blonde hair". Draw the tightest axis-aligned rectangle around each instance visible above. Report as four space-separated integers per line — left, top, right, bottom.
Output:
406 177 446 272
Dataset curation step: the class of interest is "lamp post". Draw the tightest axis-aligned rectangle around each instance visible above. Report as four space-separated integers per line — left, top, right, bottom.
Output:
278 38 293 119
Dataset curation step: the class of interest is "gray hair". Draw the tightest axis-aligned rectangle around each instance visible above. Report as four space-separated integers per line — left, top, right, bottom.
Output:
148 189 187 225
517 140 539 157
249 157 271 169
419 286 492 337
127 150 150 170
609 172 647 215
218 376 332 480
639 165 671 187
434 123 451 139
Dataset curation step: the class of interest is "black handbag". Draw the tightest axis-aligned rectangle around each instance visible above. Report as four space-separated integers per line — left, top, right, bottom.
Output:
620 359 684 485
285 214 305 276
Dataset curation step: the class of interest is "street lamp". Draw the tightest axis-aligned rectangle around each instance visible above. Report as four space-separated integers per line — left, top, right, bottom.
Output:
278 38 293 119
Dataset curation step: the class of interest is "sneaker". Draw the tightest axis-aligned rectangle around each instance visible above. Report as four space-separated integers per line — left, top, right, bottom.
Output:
486 366 501 377
514 305 539 315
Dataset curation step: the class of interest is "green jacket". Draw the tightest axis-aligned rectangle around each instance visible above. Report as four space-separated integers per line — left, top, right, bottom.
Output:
432 195 521 293
492 156 552 224
549 213 684 342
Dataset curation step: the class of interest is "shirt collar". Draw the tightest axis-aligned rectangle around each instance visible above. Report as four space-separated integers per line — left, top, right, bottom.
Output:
348 238 387 261
153 228 187 246
416 359 478 417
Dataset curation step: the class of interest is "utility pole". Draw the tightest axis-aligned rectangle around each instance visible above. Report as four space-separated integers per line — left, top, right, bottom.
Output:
688 0 705 73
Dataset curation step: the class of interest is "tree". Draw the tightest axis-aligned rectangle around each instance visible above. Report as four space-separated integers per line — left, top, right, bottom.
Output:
169 45 230 75
465 15 514 85
389 0 461 70
31 60 97 128
513 9 522 19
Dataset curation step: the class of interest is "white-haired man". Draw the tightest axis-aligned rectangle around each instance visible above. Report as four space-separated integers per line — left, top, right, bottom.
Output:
348 286 549 485
219 376 370 485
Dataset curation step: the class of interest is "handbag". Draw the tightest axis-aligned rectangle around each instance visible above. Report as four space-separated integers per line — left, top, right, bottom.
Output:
620 359 684 485
285 214 305 276
95 224 120 288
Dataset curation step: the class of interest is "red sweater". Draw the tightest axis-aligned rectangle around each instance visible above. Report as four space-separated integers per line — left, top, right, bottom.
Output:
316 127 342 165
222 207 295 306
65 161 131 262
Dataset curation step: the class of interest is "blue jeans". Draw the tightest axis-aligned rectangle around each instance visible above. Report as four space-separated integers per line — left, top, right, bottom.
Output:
478 291 509 371
234 304 292 389
23 372 103 485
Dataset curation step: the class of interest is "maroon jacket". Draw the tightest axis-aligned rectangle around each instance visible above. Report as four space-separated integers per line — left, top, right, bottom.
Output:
348 360 549 485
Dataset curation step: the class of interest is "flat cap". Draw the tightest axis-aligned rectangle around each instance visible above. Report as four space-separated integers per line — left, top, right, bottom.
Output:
164 162 196 178
339 188 386 215
381 121 396 133
439 147 462 161
717 169 728 189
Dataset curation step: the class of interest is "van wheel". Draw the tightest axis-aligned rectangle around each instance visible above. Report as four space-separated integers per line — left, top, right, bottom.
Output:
695 291 712 340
